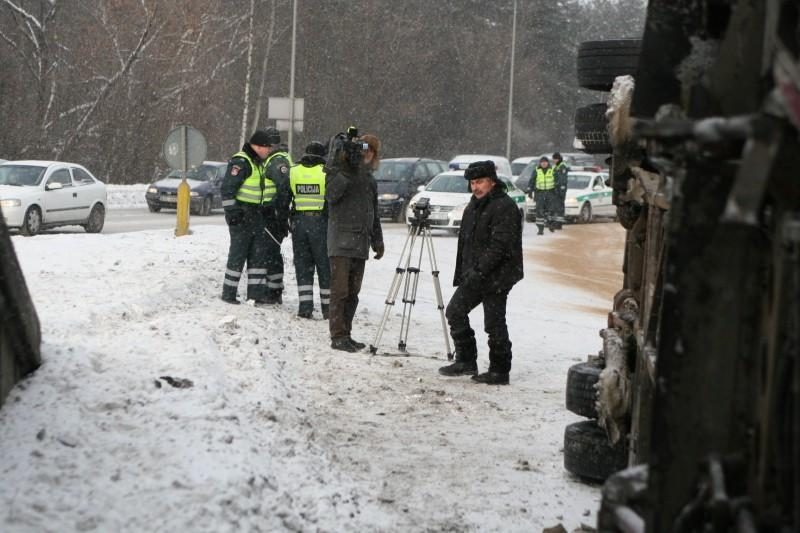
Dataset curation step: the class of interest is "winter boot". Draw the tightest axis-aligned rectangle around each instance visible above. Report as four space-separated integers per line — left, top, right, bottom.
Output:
537 224 545 235
348 337 366 350
438 360 478 376
297 309 313 319
471 371 509 385
221 295 240 305
331 337 359 352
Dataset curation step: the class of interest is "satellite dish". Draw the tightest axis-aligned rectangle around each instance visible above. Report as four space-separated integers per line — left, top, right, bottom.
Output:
162 125 207 172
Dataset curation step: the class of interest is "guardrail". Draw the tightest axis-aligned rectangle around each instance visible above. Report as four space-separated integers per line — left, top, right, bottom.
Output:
0 206 41 408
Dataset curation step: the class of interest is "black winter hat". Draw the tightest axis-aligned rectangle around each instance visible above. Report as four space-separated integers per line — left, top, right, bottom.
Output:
305 141 327 157
552 152 562 161
249 127 281 146
464 160 497 181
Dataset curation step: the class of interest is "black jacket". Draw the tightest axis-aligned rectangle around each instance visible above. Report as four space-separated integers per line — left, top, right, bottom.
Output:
326 162 383 259
454 186 523 292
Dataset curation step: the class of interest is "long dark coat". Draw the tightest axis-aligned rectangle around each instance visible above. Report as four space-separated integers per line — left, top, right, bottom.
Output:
325 163 383 259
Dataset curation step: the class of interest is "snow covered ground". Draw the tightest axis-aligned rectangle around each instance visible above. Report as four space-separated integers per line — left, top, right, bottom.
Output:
0 200 624 532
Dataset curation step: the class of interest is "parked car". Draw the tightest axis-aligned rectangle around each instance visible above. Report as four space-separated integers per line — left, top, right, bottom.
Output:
375 158 447 222
145 161 227 215
405 170 526 233
511 155 543 178
0 160 107 236
524 170 612 223
447 154 513 178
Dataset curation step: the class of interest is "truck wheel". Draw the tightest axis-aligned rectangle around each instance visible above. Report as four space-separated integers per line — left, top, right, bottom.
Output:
564 420 628 482
577 39 642 91
574 104 612 154
566 361 601 418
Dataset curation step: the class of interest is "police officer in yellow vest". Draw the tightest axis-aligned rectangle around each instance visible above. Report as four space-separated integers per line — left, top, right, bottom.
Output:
289 141 331 319
220 128 280 304
259 135 293 304
531 156 557 235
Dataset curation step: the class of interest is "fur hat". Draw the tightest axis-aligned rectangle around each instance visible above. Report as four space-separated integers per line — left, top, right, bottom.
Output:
305 141 327 157
360 133 381 169
464 160 497 181
249 127 281 147
552 152 562 161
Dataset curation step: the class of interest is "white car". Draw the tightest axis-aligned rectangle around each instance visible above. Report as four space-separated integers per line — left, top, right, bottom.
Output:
526 170 613 223
405 170 526 233
0 160 107 236
447 154 513 178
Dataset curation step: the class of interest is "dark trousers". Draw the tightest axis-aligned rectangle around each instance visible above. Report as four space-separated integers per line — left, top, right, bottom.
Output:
222 208 268 301
328 256 365 340
535 189 557 228
445 285 512 374
555 188 567 222
291 214 331 314
264 218 285 299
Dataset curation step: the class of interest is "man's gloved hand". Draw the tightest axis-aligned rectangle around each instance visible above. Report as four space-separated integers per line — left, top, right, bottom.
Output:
260 205 276 219
373 241 385 260
225 209 243 226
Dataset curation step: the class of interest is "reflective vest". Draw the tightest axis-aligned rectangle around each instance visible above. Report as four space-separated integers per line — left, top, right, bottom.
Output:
535 167 555 190
233 151 274 205
289 164 326 212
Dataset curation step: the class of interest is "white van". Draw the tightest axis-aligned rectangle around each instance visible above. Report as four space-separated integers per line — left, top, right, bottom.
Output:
447 154 512 178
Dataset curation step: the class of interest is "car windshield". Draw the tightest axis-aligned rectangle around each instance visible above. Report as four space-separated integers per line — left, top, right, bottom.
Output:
511 162 529 175
166 164 218 182
425 174 469 193
374 161 413 181
0 165 46 186
568 174 593 189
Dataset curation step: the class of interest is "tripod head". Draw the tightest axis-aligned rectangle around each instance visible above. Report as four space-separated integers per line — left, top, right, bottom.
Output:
409 197 432 228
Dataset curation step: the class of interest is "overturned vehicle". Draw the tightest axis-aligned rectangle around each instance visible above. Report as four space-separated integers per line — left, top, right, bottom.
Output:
563 0 799 531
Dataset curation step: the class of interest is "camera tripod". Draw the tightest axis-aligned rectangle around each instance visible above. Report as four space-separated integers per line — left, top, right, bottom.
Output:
369 207 454 360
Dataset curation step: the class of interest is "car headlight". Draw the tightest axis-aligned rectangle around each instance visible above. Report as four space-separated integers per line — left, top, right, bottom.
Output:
0 199 21 208
379 193 400 201
451 202 469 216
147 187 158 194
565 198 578 207
190 191 200 197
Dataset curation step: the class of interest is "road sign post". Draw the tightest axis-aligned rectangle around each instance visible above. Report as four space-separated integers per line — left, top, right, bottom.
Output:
162 126 207 237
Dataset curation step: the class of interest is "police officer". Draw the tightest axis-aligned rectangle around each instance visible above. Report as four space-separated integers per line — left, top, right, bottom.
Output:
220 128 279 304
289 141 331 319
259 132 293 304
552 152 568 230
438 160 523 385
531 156 556 235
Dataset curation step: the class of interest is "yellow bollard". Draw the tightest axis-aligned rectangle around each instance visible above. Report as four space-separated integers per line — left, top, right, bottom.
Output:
175 177 192 236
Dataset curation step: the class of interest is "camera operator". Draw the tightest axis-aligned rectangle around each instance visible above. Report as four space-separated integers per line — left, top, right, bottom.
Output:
438 160 523 385
220 128 281 304
325 132 384 352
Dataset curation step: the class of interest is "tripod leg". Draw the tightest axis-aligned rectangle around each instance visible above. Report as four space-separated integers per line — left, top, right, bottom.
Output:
369 225 416 353
423 226 455 360
397 225 425 351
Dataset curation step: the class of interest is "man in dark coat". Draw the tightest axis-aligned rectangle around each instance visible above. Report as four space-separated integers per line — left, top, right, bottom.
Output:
439 160 523 385
552 152 569 230
325 133 384 352
259 138 292 304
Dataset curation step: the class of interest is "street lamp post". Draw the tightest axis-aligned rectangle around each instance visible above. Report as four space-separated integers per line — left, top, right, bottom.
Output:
288 0 298 155
506 0 518 161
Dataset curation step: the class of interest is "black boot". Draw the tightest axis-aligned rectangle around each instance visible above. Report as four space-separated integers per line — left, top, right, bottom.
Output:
297 309 313 319
348 337 366 350
537 224 544 235
221 295 240 305
331 337 359 352
471 372 509 385
438 360 478 376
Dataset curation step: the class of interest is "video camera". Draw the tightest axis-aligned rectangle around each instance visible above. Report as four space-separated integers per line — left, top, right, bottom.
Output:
410 196 431 225
325 126 369 172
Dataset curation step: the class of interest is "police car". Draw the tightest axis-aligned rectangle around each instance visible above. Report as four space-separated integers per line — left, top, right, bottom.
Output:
525 170 613 223
405 170 527 233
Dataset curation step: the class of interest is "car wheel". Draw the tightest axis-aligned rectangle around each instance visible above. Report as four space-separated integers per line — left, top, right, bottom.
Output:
84 204 105 233
564 420 628 482
577 39 642 91
579 202 593 224
199 196 212 216
148 204 161 213
394 200 408 223
20 206 42 236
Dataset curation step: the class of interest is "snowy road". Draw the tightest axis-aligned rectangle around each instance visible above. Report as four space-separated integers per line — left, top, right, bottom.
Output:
1 221 624 532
